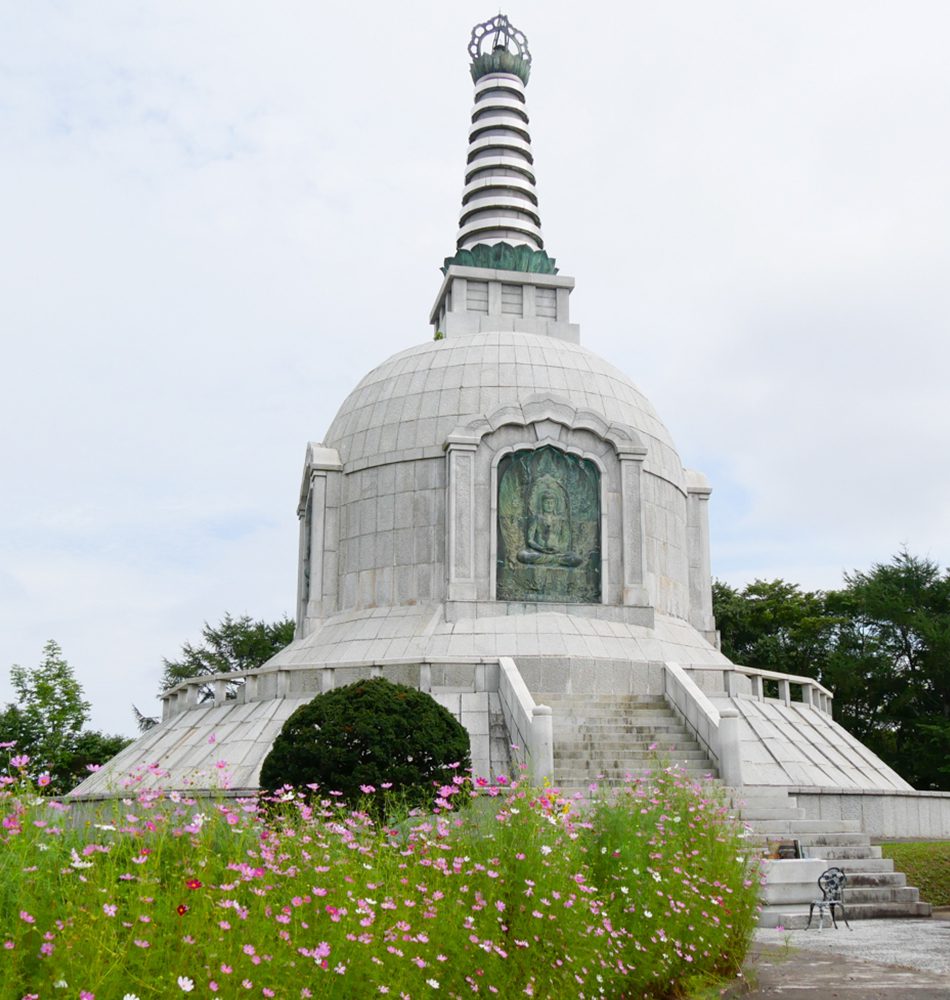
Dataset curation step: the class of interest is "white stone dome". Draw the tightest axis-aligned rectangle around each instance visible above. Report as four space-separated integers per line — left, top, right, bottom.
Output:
324 331 686 491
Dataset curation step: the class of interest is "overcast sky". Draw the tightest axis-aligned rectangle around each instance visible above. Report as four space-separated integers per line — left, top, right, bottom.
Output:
3 1 950 735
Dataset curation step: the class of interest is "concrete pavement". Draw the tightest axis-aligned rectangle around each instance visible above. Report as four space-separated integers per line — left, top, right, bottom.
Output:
732 912 950 999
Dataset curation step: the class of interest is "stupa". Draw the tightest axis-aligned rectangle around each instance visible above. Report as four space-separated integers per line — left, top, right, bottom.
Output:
76 15 915 807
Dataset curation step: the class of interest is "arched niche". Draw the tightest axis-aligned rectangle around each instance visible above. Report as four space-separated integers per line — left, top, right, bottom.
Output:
496 445 601 604
444 394 649 608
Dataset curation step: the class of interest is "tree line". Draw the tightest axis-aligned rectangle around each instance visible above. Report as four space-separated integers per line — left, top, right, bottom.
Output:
713 550 950 791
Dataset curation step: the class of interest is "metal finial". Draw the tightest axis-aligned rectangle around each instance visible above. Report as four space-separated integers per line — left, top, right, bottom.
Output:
468 14 531 84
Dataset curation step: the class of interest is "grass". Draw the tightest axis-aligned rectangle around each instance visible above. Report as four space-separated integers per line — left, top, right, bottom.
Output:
880 842 950 906
0 752 762 1000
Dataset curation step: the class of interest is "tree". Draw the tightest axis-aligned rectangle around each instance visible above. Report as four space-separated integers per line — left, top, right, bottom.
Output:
826 551 950 790
712 578 842 683
713 552 950 792
0 641 132 792
133 613 296 729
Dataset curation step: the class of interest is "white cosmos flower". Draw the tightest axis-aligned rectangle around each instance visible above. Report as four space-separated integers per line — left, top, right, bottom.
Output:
123 994 141 1000
426 980 440 989
53 983 68 990
177 976 195 992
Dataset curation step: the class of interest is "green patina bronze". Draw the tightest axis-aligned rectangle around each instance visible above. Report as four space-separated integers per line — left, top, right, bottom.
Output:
442 242 558 275
470 49 530 85
497 446 601 604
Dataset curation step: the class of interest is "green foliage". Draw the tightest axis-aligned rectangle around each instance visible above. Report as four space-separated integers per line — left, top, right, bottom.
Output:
158 612 295 703
57 730 133 789
880 841 950 906
0 759 759 999
712 578 842 681
161 612 295 689
713 550 950 791
827 552 950 789
0 641 131 792
260 677 471 811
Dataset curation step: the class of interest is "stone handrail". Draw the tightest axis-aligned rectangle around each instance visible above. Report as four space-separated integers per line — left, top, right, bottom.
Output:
664 660 836 788
497 657 553 784
681 663 833 715
663 662 743 787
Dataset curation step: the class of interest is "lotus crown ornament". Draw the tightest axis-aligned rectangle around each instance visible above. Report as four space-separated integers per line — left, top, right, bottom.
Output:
468 14 531 84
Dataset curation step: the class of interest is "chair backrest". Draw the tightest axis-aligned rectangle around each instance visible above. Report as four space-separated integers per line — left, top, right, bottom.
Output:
818 866 847 901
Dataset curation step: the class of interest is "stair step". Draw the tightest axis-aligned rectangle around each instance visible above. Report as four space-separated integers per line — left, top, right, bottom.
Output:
556 765 716 781
758 901 932 928
841 870 904 886
549 705 683 726
731 807 807 821
554 746 708 759
554 723 687 733
748 819 863 835
819 857 893 872
540 694 669 704
844 886 920 904
812 844 882 860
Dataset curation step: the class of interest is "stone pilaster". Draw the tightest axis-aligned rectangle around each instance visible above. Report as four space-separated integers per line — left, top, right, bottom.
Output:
445 437 479 601
618 445 649 606
296 444 343 638
685 469 716 640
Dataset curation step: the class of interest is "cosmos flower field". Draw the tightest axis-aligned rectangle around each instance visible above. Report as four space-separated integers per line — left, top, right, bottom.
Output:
0 753 760 999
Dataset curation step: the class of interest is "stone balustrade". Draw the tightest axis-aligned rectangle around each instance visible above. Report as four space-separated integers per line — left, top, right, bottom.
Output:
680 663 834 715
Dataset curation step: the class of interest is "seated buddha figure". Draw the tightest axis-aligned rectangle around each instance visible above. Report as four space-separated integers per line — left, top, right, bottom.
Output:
517 490 584 568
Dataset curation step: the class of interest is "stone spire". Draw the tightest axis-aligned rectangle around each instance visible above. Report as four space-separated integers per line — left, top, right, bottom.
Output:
443 15 557 276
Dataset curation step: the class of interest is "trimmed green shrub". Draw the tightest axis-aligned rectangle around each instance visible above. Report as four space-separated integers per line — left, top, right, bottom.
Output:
259 676 471 810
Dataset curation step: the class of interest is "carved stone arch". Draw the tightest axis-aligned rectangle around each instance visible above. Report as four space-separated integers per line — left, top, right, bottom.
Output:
444 395 649 607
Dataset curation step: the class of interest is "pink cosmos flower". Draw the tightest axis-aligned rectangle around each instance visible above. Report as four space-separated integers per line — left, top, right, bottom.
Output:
11 754 29 768
38 774 51 787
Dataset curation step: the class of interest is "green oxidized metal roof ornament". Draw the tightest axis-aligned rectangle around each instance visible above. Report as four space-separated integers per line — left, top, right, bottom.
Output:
469 14 531 85
442 243 557 276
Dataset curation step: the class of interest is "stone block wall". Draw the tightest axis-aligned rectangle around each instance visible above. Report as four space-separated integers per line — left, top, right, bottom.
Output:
338 457 446 611
642 471 690 620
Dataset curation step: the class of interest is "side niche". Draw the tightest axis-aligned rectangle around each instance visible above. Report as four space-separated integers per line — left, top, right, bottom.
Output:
496 446 601 604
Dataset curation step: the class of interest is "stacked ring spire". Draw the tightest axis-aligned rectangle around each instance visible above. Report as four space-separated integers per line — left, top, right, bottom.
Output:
455 15 544 255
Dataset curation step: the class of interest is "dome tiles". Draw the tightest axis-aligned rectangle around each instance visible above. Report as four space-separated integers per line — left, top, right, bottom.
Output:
325 331 686 493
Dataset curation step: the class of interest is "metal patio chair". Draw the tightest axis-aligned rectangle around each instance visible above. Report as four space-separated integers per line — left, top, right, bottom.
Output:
805 866 852 931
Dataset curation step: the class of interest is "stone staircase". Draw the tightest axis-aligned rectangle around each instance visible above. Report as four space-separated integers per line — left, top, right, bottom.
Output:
728 786 932 927
541 694 931 927
542 693 718 792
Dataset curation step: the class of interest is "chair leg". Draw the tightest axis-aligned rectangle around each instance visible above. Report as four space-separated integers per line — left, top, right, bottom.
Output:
836 901 853 931
806 903 815 929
